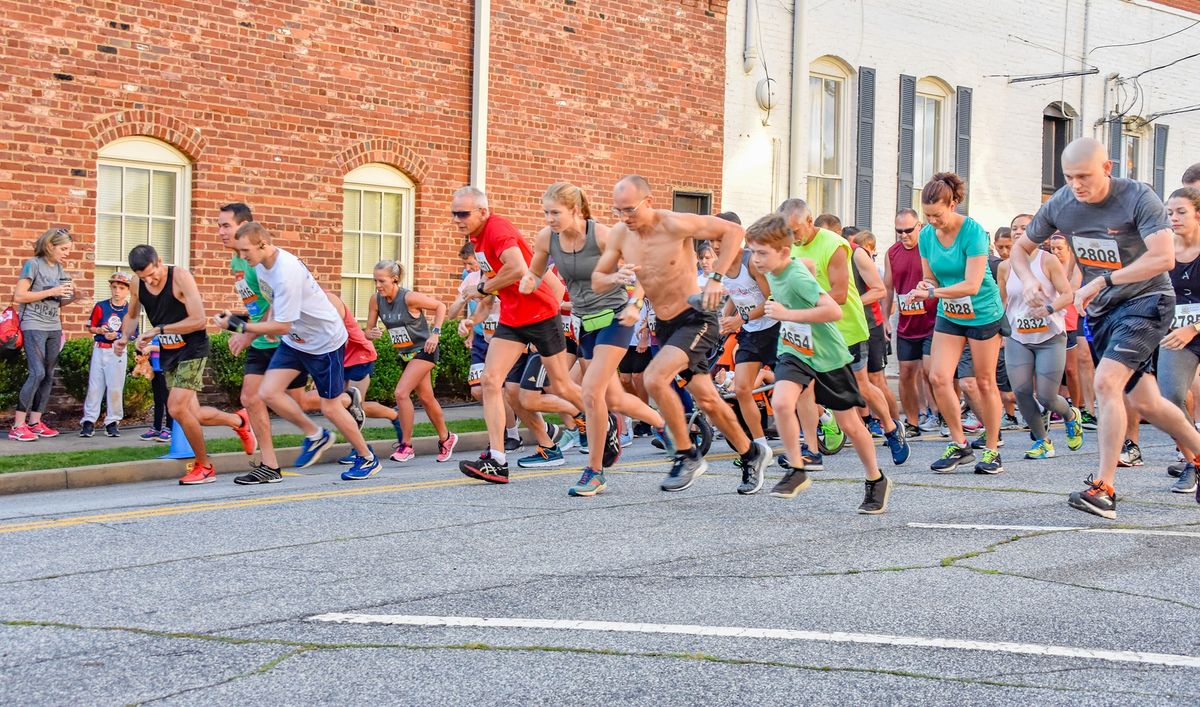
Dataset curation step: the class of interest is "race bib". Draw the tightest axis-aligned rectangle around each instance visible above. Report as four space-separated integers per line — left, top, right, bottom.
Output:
646 310 657 336
780 322 814 357
898 292 927 316
563 316 579 343
1172 302 1200 331
468 362 485 386
942 296 975 320
234 278 265 317
159 333 185 349
730 296 759 322
1014 315 1049 335
388 326 414 351
482 313 499 335
1071 236 1122 271
475 252 496 277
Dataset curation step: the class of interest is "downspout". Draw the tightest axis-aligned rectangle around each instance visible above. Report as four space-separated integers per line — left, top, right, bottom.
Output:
743 0 759 74
1078 0 1090 137
788 0 810 199
470 0 491 189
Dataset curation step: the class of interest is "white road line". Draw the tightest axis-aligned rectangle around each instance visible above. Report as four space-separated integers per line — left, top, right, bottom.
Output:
305 613 1200 668
907 523 1200 539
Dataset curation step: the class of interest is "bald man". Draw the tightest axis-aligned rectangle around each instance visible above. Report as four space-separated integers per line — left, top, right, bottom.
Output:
1010 137 1200 519
593 175 772 493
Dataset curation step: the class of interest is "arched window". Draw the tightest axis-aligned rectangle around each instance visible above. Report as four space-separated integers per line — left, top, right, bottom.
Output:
95 137 191 293
808 56 853 218
911 78 952 211
342 163 416 321
1042 102 1077 198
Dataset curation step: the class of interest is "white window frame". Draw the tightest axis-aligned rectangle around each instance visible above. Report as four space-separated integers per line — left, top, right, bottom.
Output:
342 164 416 322
807 57 853 219
1120 125 1144 181
95 138 191 297
912 78 953 212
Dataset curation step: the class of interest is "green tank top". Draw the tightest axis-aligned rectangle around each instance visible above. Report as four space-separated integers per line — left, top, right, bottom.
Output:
790 228 870 346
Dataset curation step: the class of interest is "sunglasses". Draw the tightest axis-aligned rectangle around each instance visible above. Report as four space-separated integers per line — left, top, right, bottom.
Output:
450 209 476 220
895 227 917 235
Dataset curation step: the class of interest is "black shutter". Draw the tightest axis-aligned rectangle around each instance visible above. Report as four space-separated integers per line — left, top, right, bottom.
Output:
854 67 876 229
954 86 972 214
1108 117 1123 166
1153 124 1169 199
896 74 916 213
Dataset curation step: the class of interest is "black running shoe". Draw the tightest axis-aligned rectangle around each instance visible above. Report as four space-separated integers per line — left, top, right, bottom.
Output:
903 422 921 439
79 421 94 438
105 422 120 437
736 441 772 495
770 468 811 499
661 449 706 492
1067 474 1116 519
459 453 510 484
347 386 365 430
234 462 282 485
858 474 892 514
974 448 1004 475
602 412 622 468
504 435 524 454
931 442 975 473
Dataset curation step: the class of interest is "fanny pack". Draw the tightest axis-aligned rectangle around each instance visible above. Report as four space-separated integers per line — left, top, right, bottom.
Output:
581 308 618 333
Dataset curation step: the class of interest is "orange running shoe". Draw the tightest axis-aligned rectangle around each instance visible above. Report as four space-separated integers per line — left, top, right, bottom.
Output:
234 408 257 455
179 462 216 485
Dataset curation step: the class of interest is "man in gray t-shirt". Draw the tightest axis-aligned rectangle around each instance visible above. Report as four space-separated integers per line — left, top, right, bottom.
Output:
1009 137 1200 520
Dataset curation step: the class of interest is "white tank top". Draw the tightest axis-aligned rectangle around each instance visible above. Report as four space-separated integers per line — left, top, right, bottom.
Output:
724 251 776 333
1005 250 1065 345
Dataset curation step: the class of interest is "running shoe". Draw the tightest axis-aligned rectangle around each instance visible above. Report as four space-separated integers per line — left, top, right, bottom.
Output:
974 448 1004 475
819 415 844 451
619 419 634 448
1171 465 1197 494
558 427 580 453
938 415 950 438
866 417 884 439
79 421 95 438
341 453 382 481
29 421 59 438
1025 438 1055 459
1168 460 1189 478
633 422 652 438
735 441 772 495
661 449 707 492
970 430 1004 449
602 413 622 467
800 442 824 471
347 386 365 430
437 432 459 462
1000 413 1021 431
961 412 982 433
518 444 565 468
234 461 282 485
1067 475 1116 519
105 422 120 438
337 451 357 465
234 408 257 455
931 442 974 473
1080 410 1098 430
770 468 811 499
390 442 414 463
179 462 216 485
138 427 159 442
918 412 940 433
858 474 892 514
158 428 172 444
1118 439 1143 467
459 452 509 484
1064 406 1084 451
8 425 36 442
650 426 673 454
294 428 333 469
546 422 563 445
883 421 910 465
504 434 525 454
568 466 607 497
903 422 921 439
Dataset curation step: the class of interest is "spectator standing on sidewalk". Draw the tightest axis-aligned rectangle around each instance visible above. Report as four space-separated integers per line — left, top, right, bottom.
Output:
80 272 133 438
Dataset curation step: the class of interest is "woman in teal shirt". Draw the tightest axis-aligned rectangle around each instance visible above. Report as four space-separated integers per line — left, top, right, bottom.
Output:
910 172 1006 475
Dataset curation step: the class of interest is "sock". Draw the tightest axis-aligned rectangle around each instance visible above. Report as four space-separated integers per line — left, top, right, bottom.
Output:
506 426 519 439
307 429 325 442
491 448 507 465
753 436 767 446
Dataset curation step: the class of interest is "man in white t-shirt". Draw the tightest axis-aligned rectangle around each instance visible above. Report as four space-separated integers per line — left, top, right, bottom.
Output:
214 223 380 480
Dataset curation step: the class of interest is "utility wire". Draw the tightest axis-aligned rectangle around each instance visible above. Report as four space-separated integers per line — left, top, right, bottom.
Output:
1090 19 1200 53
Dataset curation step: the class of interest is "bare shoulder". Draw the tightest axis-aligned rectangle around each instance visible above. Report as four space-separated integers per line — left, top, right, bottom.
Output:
533 226 553 249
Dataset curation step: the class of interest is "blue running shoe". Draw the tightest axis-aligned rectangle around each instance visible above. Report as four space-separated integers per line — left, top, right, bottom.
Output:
651 426 674 454
800 442 824 471
883 419 911 465
336 450 357 465
295 428 333 469
568 466 607 497
558 428 581 453
341 453 381 480
517 444 565 468
867 417 885 439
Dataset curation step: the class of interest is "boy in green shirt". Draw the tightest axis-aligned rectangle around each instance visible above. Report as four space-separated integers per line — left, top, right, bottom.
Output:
746 214 893 514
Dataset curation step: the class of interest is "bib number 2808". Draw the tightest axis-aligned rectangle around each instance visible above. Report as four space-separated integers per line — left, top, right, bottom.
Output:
1071 236 1121 271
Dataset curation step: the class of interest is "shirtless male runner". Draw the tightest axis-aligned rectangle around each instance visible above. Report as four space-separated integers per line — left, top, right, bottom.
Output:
593 175 773 492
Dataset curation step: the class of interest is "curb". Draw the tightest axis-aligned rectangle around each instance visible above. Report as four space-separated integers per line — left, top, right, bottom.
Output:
0 430 503 497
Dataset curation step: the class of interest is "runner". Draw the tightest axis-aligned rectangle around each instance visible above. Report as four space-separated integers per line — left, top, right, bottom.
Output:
884 208 938 435
215 223 380 480
1185 163 1200 189
1012 138 1200 517
908 172 1006 474
849 229 902 434
594 175 772 492
115 245 257 484
991 227 1020 430
779 199 909 468
1157 187 1200 494
745 214 892 513
520 182 664 496
996 238 1083 459
365 260 456 464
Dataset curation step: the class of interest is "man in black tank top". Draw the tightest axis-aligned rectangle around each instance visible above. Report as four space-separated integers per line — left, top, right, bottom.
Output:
116 245 257 485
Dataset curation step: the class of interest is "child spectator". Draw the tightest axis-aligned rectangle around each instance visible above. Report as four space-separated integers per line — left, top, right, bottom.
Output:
80 272 132 437
138 335 172 443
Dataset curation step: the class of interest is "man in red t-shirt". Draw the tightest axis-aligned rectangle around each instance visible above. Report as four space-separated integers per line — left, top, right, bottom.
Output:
453 186 593 484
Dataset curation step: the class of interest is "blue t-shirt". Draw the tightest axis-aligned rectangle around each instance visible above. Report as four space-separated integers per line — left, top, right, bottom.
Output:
918 217 1004 326
90 299 129 345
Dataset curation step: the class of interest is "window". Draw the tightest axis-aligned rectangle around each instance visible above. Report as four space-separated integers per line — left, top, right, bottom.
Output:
1042 103 1075 197
672 191 712 215
1121 129 1142 181
808 72 843 216
95 138 190 294
911 80 951 212
342 164 415 321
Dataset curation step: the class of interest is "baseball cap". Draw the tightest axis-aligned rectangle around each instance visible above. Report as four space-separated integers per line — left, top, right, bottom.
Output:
109 272 132 285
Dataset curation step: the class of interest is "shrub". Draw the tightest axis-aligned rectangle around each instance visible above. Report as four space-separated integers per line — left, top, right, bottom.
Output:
207 331 246 407
0 351 28 410
55 336 152 418
365 320 470 403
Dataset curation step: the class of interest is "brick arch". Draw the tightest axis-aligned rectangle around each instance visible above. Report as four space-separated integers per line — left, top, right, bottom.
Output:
88 110 206 161
334 139 428 184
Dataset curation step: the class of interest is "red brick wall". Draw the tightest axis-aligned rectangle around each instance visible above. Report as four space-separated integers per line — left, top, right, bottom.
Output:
0 0 726 341
1150 0 1200 14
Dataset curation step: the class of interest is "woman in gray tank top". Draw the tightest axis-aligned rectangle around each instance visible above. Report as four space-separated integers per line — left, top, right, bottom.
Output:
519 182 666 495
365 260 454 464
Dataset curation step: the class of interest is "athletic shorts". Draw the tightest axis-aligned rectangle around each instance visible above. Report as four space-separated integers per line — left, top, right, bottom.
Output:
344 361 374 383
655 308 720 383
1066 328 1078 350
245 346 308 389
897 335 933 363
520 353 548 392
619 346 651 375
469 336 489 387
995 346 1011 393
399 347 439 365
268 342 346 400
954 341 1012 392
935 317 1004 341
1089 293 1173 393
493 316 566 358
165 357 207 392
505 353 529 386
848 331 884 373
734 323 779 367
775 353 866 411
578 317 635 360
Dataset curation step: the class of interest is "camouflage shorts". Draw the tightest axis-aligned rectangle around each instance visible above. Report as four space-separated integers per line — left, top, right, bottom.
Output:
165 357 207 392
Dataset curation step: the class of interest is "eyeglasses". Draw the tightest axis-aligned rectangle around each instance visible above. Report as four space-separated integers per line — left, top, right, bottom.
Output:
450 209 476 220
611 198 647 218
895 226 917 235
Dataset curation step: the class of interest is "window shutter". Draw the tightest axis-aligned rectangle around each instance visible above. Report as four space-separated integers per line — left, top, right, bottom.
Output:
1108 117 1123 165
954 86 972 214
1153 124 1169 199
896 74 916 212
854 67 876 230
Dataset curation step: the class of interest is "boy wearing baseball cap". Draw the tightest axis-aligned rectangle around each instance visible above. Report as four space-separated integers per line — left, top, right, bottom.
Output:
80 272 133 438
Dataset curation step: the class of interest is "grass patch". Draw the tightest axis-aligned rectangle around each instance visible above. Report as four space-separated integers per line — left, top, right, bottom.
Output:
0 418 487 474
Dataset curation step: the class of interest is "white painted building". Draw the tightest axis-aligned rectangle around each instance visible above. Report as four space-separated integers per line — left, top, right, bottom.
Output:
722 0 1200 241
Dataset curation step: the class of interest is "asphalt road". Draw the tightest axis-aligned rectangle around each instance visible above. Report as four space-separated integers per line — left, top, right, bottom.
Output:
2 424 1199 705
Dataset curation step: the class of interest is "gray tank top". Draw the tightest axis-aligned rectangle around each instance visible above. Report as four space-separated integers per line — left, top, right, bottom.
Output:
549 220 627 318
376 288 430 356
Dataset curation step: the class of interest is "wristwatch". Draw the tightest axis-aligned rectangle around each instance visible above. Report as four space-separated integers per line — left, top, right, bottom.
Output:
740 311 750 323
1044 304 1054 316
158 325 165 335
707 272 724 283
431 326 441 334
476 280 488 296
627 296 644 309
1102 272 1114 288
925 283 935 298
